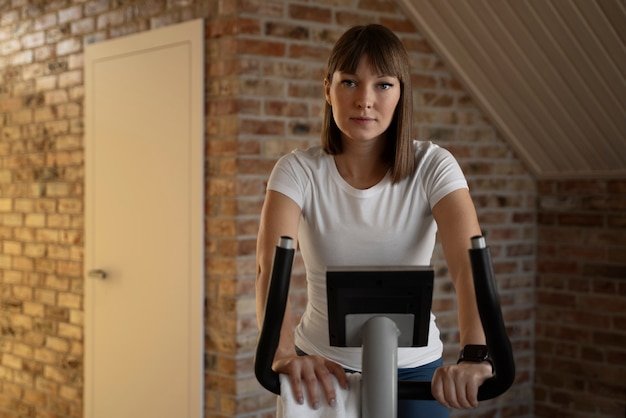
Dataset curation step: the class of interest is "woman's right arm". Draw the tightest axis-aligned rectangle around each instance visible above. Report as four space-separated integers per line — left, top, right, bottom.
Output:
256 190 348 409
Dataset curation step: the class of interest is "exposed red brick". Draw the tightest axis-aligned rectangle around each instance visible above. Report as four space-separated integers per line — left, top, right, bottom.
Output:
265 21 309 39
558 179 606 194
536 179 626 417
557 213 604 227
237 38 286 56
288 4 331 23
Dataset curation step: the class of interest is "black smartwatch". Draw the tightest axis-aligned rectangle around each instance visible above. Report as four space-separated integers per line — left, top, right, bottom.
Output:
458 344 493 371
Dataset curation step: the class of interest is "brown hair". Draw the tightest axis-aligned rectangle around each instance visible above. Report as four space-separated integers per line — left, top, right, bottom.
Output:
322 24 415 183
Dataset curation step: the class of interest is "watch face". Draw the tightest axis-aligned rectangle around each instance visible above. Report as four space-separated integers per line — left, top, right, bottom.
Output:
465 345 488 360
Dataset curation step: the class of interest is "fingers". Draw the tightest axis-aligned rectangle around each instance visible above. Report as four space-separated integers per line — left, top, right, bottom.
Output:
301 363 325 409
326 359 350 390
275 355 346 409
287 370 305 406
432 362 492 409
307 363 335 408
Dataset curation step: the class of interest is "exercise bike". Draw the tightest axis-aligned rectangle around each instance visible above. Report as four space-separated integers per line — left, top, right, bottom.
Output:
255 235 515 417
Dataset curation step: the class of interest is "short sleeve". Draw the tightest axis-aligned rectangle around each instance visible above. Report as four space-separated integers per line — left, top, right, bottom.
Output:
417 144 468 209
266 152 307 209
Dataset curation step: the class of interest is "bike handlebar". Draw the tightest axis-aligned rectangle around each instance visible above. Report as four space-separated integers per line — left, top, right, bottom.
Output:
254 235 515 401
254 236 295 395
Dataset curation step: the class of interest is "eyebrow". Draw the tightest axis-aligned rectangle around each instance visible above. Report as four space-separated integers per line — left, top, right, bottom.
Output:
337 71 395 78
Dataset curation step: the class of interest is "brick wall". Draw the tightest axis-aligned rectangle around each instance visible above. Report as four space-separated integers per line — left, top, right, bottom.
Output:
535 179 626 418
0 1 536 417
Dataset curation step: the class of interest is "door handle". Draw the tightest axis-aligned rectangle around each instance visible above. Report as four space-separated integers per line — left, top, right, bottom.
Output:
88 269 107 279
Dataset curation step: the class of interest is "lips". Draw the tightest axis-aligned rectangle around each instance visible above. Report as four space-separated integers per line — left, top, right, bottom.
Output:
351 116 375 124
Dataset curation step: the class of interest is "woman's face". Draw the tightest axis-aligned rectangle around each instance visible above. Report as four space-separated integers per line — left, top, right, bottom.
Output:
325 55 401 146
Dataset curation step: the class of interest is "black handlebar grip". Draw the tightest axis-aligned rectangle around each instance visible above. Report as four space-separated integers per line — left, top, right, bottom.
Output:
469 236 516 400
254 236 295 395
398 381 435 400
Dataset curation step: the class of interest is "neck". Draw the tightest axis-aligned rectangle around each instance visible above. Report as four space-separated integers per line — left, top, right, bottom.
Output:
333 146 389 189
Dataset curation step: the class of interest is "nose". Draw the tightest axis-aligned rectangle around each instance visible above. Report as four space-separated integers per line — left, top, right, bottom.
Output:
356 86 373 109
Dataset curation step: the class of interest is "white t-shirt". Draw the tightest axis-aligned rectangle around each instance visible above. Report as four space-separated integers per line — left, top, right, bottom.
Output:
267 140 468 371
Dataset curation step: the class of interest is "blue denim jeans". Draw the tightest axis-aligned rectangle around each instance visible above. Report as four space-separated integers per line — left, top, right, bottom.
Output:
398 358 449 418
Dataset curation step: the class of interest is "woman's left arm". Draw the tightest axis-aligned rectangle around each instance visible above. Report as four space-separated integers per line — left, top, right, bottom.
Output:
430 188 493 409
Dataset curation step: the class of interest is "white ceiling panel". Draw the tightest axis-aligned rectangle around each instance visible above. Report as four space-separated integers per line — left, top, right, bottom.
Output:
397 0 626 179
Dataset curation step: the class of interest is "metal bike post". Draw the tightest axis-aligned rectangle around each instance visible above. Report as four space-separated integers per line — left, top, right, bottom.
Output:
361 316 400 418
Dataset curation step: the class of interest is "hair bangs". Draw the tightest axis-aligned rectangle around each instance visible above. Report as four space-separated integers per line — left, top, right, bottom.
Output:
329 27 407 83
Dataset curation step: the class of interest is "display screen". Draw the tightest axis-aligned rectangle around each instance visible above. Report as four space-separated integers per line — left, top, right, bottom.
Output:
326 266 434 348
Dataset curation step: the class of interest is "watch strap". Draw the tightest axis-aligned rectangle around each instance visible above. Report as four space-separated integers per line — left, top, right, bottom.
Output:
457 344 494 372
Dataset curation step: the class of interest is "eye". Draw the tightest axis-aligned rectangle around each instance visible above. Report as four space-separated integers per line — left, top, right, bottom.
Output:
341 79 357 88
378 82 394 90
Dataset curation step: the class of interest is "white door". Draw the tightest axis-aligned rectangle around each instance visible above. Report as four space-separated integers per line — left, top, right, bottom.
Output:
84 19 204 418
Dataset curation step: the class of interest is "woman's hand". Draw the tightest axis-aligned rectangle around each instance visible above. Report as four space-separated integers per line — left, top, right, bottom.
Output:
273 354 349 409
431 362 493 409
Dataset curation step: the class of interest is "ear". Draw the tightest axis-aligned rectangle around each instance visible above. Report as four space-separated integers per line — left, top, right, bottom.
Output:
324 78 331 106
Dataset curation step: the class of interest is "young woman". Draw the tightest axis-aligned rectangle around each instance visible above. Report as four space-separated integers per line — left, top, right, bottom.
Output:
256 24 492 417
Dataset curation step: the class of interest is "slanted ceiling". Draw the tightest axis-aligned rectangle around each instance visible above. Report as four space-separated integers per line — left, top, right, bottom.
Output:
397 0 626 179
